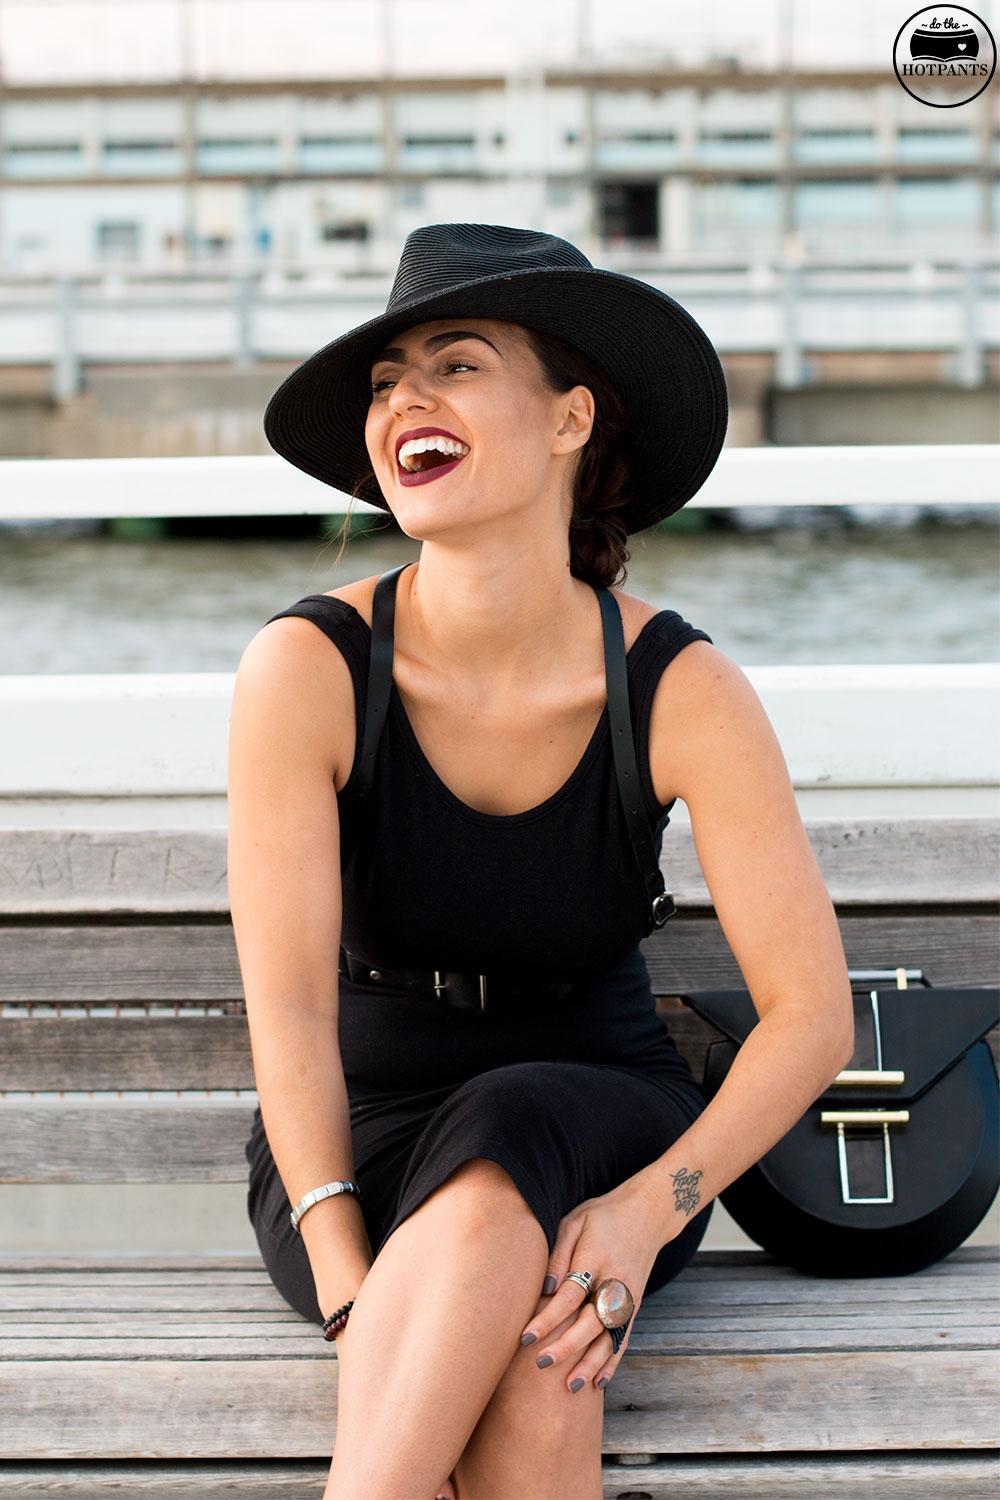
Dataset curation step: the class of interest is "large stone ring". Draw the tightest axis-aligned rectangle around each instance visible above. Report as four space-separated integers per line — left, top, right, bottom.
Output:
589 1278 635 1331
562 1270 594 1295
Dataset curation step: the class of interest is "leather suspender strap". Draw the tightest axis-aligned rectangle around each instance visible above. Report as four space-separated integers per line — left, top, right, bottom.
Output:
354 563 409 800
597 587 676 932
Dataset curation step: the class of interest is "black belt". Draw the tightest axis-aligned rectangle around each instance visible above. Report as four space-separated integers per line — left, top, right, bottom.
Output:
339 950 574 1013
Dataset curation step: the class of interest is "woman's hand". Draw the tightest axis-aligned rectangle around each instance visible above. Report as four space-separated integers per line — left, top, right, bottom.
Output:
518 1178 670 1393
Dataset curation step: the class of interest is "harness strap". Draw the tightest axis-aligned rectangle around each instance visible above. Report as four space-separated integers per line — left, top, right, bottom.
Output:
353 566 674 932
353 563 409 800
596 587 676 931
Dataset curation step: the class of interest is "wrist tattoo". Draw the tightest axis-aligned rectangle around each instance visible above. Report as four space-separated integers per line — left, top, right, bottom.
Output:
670 1166 703 1217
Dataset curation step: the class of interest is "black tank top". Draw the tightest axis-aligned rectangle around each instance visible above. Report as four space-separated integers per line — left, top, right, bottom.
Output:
264 589 711 986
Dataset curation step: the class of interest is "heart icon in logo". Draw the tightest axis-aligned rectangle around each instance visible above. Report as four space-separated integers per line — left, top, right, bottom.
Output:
958 41 967 49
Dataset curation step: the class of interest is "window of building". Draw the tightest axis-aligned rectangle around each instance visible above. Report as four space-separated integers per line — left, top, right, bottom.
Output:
103 140 178 155
605 131 676 144
96 221 140 260
5 142 82 177
794 128 877 165
694 178 780 233
700 130 773 143
397 182 424 207
793 178 880 224
320 220 370 242
403 134 475 148
299 135 382 172
799 128 874 140
600 181 659 245
196 138 282 173
102 140 180 175
893 176 979 224
302 135 377 147
896 128 976 163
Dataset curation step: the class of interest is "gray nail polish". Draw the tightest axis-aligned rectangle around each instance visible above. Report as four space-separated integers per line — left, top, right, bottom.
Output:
520 1331 537 1346
536 1353 554 1369
569 1377 585 1394
597 1376 610 1390
542 1274 557 1296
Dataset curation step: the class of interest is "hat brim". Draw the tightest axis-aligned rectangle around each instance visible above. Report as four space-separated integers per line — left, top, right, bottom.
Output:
263 265 728 534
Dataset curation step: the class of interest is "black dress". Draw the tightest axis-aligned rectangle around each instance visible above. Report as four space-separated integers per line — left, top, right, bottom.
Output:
245 587 714 1323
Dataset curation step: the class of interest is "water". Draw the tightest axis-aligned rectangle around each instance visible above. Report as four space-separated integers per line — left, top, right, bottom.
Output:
1 516 996 673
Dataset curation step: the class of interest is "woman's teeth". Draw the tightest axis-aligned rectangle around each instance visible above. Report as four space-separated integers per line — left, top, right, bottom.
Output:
398 436 470 472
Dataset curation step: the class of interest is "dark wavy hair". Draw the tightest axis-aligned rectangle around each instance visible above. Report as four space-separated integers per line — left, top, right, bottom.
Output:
522 326 633 589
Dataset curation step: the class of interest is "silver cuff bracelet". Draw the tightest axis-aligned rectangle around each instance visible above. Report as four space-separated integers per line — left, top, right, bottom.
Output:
289 1179 362 1232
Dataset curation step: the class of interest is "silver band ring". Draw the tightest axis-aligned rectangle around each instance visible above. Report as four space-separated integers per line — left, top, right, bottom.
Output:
589 1278 635 1331
562 1270 594 1295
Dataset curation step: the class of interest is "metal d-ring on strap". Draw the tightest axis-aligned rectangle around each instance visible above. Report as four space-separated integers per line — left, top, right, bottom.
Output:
354 567 674 934
596 587 676 932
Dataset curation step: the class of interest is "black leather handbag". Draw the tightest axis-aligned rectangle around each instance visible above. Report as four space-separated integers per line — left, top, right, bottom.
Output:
683 970 999 1277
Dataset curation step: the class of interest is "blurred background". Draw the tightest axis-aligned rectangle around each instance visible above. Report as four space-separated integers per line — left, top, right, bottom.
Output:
0 0 997 671
0 0 997 1252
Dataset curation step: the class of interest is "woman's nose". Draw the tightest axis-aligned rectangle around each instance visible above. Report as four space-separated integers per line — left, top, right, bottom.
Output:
388 367 436 414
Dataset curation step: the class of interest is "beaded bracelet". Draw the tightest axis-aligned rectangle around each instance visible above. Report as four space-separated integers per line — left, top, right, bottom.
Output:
321 1300 355 1342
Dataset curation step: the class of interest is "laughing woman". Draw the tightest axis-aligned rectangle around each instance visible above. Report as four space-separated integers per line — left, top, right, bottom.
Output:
227 224 853 1500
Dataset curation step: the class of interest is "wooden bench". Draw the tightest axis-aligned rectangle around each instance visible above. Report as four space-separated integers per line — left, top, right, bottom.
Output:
1 817 997 1498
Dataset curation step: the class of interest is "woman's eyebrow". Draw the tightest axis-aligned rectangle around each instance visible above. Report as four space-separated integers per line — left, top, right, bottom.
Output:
373 331 503 365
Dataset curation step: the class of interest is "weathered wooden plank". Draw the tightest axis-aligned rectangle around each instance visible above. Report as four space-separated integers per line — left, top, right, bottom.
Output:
0 1245 989 1276
2 820 995 915
0 1455 996 1500
600 1454 1000 1499
0 1015 255 1091
645 911 1000 991
0 1463 330 1499
2 1349 995 1459
4 1322 995 1359
0 830 231 916
0 923 241 1003
601 1350 998 1453
0 1099 256 1184
4 1005 996 1091
2 910 997 1005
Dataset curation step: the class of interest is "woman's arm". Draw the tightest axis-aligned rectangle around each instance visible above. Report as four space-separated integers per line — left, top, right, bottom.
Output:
632 641 855 1228
522 641 854 1386
227 616 372 1316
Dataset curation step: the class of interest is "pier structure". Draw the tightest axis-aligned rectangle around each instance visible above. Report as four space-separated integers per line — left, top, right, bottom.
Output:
0 63 997 456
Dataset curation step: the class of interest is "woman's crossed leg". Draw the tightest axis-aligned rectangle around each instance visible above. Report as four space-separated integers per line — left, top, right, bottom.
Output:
326 1157 605 1500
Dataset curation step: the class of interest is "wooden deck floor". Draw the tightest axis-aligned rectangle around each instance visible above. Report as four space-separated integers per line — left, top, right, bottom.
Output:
2 1247 996 1495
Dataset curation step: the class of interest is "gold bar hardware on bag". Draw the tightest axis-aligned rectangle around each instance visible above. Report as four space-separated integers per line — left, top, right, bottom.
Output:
820 1110 910 1127
829 1070 905 1088
819 1110 909 1206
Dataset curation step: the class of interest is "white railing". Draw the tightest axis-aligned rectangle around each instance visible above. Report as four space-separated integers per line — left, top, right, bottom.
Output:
1 446 996 825
1 445 997 522
1 664 996 804
1 258 996 395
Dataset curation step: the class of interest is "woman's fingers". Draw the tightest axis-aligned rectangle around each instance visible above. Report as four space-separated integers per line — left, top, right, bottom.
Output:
520 1271 591 1347
566 1329 614 1393
538 1210 583 1298
531 1300 605 1371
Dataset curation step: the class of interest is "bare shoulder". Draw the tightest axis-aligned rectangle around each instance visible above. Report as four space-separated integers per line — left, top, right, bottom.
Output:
321 572 381 627
613 587 661 651
647 639 784 807
232 603 360 788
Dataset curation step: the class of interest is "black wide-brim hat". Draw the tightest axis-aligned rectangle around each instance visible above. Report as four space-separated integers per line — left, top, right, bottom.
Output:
264 223 728 534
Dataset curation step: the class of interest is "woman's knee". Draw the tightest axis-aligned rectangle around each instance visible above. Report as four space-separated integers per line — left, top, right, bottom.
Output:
416 1157 542 1244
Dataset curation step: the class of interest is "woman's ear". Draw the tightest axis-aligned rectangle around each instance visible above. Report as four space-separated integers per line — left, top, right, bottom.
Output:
554 385 595 454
